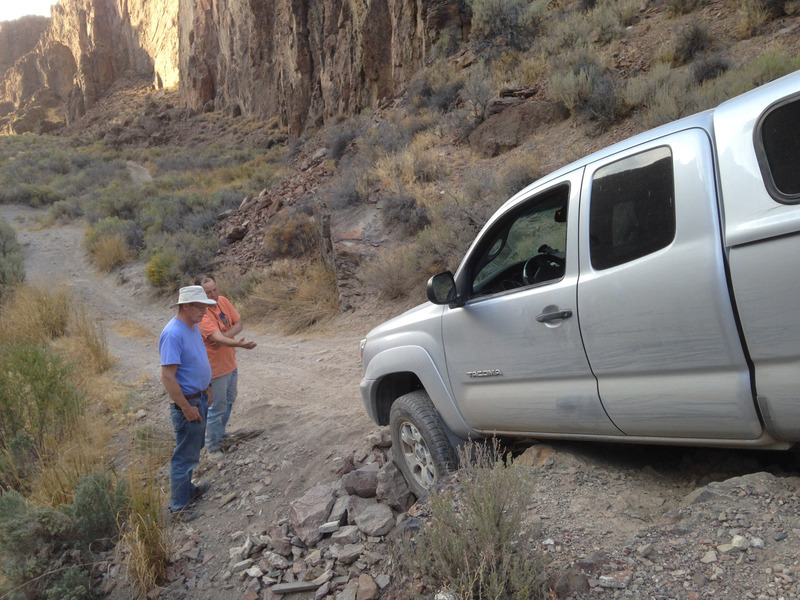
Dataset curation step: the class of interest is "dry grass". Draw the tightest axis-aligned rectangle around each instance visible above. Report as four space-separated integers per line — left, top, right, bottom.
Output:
93 233 131 272
69 304 115 373
361 245 427 301
112 319 155 338
735 0 769 38
2 281 71 342
245 259 339 334
371 132 448 189
121 465 171 596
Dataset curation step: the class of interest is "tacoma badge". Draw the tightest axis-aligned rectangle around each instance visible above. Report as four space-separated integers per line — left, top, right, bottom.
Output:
467 369 503 378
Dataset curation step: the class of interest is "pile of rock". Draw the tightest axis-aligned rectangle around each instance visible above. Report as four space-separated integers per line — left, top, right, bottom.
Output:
223 430 414 600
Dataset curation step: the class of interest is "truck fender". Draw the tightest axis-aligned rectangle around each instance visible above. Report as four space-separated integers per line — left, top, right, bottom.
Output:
361 345 475 440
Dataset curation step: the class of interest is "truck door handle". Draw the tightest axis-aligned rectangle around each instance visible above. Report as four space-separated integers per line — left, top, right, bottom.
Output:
536 309 573 323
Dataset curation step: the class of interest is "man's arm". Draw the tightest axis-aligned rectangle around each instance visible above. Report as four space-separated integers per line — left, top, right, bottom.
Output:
161 364 203 422
206 330 257 350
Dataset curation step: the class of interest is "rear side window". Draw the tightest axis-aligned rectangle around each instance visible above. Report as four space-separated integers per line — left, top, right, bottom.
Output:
589 146 675 270
757 96 800 202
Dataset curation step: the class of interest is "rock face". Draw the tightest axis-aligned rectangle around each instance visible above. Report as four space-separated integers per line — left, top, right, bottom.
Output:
1 0 466 135
0 0 178 133
0 16 49 76
178 0 467 134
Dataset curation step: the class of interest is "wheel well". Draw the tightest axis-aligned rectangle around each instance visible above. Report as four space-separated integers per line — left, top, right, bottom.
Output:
374 372 423 425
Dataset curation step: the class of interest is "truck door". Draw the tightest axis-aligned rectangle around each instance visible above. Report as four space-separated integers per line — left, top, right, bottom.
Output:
441 171 621 437
577 130 762 440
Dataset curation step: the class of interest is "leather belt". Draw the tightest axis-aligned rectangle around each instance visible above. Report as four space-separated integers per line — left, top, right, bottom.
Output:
185 391 204 400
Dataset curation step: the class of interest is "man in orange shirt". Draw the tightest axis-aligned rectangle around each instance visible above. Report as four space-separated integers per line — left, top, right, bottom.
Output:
195 274 257 460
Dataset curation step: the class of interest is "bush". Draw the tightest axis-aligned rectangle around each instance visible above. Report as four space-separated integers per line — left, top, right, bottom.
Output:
692 54 731 84
145 250 178 288
393 440 550 599
322 169 362 209
735 0 769 38
92 233 131 272
0 342 84 471
666 0 701 15
327 121 361 162
361 245 428 301
469 0 545 50
381 192 431 237
0 219 25 298
246 260 339 333
462 62 494 122
673 23 711 66
3 282 71 343
263 210 319 259
0 471 128 599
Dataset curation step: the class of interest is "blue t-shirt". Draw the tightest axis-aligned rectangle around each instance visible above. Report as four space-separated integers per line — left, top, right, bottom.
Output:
159 317 212 395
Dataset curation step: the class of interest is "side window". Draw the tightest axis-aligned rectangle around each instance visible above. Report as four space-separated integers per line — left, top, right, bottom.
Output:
589 146 675 270
757 95 800 202
470 185 569 297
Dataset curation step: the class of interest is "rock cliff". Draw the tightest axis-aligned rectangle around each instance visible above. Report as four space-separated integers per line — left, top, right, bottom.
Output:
0 0 178 134
178 0 467 134
1 0 466 135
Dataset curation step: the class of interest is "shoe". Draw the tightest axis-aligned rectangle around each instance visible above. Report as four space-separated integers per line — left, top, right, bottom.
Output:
207 450 224 462
171 508 202 523
189 482 210 504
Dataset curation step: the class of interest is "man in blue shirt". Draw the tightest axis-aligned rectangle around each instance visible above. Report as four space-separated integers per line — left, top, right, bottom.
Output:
159 285 217 520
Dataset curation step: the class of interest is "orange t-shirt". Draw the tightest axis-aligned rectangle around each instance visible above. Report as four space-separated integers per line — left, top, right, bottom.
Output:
198 295 240 378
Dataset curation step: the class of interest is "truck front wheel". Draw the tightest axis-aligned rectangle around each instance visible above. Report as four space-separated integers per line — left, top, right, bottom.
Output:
389 390 458 498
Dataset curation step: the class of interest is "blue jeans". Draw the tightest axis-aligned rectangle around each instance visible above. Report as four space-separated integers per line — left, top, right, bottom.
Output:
205 368 238 452
169 394 208 512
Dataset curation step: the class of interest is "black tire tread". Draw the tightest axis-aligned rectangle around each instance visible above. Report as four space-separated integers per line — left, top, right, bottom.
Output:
390 390 458 497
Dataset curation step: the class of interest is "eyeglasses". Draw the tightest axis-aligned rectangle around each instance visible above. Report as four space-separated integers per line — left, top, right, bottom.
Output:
219 312 228 325
189 303 209 311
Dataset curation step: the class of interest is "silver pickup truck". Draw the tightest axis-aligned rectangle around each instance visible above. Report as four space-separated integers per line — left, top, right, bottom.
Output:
359 69 800 497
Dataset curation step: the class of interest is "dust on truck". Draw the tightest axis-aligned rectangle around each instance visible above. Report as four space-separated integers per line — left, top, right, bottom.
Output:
360 69 800 497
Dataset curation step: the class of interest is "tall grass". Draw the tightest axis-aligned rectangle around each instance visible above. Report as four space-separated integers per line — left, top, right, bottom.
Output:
0 283 170 598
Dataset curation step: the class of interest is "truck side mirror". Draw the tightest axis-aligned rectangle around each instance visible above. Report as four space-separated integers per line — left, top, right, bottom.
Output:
427 271 457 305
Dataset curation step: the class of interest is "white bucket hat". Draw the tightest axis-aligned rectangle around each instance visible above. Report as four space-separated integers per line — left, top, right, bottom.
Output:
171 285 217 308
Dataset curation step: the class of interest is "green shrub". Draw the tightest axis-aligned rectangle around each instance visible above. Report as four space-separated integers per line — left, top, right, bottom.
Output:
0 219 25 297
145 250 178 288
0 471 128 599
0 343 84 470
69 470 129 549
393 440 550 599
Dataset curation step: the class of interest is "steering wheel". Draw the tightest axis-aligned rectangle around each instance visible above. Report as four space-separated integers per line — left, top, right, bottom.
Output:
522 253 565 285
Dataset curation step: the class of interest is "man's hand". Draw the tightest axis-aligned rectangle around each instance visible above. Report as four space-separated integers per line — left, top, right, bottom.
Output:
182 404 203 422
237 338 257 350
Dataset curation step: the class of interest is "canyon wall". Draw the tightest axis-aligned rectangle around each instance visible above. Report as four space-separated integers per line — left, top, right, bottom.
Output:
178 0 466 134
0 0 178 133
1 0 466 135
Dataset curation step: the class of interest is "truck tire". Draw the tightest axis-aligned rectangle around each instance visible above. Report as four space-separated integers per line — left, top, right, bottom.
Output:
390 390 458 498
